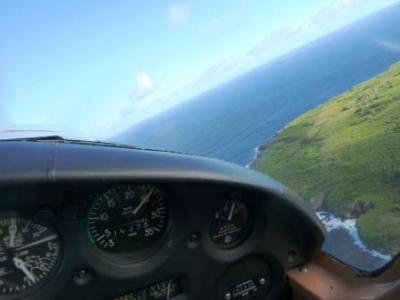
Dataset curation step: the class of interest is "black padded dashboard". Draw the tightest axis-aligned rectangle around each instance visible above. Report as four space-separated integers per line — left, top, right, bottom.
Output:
0 140 325 300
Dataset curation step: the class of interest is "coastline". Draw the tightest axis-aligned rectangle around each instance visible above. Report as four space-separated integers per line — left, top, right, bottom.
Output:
247 131 392 268
245 131 281 168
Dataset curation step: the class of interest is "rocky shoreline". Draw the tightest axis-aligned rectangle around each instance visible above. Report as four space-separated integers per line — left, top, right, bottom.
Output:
247 131 280 168
248 133 390 266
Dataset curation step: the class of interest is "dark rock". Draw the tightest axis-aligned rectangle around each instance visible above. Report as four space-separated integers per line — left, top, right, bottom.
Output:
390 204 400 214
258 144 267 151
346 201 375 218
341 106 350 112
309 193 326 210
249 133 281 168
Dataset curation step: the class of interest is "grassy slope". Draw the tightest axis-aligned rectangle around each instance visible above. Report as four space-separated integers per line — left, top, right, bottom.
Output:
252 62 400 255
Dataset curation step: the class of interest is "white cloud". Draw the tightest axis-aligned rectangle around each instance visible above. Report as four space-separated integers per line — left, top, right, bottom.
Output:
247 0 374 60
130 72 155 99
332 0 360 12
376 39 400 53
199 17 222 36
168 3 190 27
293 18 313 33
199 8 246 36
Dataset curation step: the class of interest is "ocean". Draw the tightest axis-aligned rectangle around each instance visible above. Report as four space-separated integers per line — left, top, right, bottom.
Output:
112 3 400 272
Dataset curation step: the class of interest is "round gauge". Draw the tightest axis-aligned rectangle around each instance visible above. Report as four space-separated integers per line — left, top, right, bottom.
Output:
87 185 168 254
0 217 62 296
209 200 251 248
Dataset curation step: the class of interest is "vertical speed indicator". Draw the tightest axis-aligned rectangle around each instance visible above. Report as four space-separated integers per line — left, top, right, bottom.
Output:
87 185 168 254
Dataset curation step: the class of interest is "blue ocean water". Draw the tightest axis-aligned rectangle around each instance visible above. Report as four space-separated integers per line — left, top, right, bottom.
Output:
112 3 400 271
113 3 400 168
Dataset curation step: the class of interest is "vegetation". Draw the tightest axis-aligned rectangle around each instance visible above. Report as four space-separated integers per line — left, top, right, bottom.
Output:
252 61 400 255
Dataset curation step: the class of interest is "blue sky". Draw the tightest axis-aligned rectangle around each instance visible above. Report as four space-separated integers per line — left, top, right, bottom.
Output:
0 0 398 138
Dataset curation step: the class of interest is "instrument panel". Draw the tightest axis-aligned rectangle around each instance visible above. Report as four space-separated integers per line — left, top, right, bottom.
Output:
0 183 280 300
0 140 325 300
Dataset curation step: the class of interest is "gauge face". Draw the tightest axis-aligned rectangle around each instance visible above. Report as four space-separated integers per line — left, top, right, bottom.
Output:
0 217 61 296
87 185 168 254
209 200 251 248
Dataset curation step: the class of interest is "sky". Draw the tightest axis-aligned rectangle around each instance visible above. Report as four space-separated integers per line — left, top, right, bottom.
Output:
0 0 398 139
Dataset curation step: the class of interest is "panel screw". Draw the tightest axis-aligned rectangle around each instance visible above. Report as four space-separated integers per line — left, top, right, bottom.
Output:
187 233 201 249
224 292 232 300
259 277 266 285
299 266 308 273
74 269 91 285
190 233 198 241
78 269 87 278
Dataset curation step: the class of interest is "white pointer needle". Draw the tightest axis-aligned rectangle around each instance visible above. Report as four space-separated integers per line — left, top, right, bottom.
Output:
8 219 17 248
15 234 58 251
228 202 236 222
13 257 36 283
132 188 154 215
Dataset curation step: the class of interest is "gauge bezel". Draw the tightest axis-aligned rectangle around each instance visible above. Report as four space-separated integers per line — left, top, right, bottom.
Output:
207 198 253 250
201 189 267 265
0 213 64 300
84 184 172 264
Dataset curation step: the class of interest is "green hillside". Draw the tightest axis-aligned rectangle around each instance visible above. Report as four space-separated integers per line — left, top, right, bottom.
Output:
252 61 400 255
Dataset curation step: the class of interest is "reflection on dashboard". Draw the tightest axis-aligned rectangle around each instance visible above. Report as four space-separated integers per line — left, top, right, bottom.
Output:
87 185 168 254
0 216 61 296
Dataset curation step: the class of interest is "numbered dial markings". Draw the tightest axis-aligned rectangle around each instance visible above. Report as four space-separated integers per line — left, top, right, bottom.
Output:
209 200 251 248
87 185 168 253
0 218 61 295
